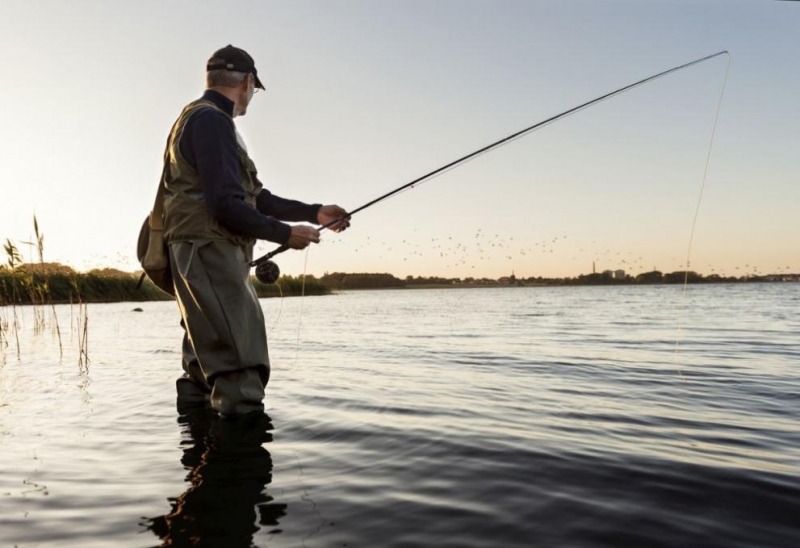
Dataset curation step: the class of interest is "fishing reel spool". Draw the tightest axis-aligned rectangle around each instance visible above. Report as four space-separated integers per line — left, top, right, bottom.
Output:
255 260 281 284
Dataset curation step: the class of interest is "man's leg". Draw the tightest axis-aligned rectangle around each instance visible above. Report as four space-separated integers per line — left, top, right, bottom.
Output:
170 240 270 417
175 318 211 405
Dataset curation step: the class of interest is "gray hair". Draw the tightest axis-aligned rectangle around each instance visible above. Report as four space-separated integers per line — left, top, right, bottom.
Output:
206 57 249 88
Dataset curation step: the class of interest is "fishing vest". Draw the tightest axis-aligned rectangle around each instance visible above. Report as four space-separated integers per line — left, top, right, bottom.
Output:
163 99 262 247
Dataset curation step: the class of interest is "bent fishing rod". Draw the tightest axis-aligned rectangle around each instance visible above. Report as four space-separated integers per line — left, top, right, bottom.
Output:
251 50 728 284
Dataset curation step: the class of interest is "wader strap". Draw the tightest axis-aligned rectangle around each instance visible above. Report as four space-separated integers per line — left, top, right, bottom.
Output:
150 136 171 230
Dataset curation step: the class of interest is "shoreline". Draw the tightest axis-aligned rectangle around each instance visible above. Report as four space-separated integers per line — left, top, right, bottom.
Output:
1 268 796 307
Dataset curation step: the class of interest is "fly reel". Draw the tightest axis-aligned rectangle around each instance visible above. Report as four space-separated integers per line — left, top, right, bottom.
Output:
255 260 281 284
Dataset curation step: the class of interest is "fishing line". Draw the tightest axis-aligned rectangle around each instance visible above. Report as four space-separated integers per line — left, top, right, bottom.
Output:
268 51 731 383
281 246 310 373
266 280 284 334
550 55 732 450
673 53 732 378
272 54 732 474
250 50 730 282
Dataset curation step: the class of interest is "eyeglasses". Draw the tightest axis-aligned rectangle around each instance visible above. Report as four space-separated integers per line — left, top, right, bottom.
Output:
249 74 263 94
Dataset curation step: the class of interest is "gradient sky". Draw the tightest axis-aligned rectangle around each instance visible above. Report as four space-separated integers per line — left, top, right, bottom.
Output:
0 0 797 278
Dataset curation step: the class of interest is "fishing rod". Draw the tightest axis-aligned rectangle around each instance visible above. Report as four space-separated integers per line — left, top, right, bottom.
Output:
251 50 729 284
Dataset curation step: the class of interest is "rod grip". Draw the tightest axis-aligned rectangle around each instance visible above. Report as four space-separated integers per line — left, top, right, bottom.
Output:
250 244 289 267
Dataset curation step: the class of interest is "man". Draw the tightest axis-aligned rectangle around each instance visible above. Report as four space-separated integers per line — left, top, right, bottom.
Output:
163 45 349 417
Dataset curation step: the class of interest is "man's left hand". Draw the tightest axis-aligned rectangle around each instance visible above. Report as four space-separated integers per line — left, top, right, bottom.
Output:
317 205 351 232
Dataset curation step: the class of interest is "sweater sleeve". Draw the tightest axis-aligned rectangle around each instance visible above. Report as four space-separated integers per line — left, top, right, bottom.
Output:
256 187 321 224
183 108 292 244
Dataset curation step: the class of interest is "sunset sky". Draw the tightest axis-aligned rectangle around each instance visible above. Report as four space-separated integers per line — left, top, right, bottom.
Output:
0 0 797 279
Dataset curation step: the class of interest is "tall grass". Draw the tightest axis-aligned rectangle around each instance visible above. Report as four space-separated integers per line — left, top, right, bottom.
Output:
0 278 8 351
26 216 63 357
70 277 89 370
2 239 22 358
1 217 93 363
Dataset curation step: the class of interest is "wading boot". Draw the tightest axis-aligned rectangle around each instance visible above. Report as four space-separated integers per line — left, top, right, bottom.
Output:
176 373 211 413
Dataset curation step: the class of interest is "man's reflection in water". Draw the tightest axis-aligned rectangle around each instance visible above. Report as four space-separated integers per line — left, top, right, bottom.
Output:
146 406 287 547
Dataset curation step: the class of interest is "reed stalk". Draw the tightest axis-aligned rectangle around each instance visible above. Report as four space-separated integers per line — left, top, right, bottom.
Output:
3 239 22 358
71 277 89 370
32 216 62 358
0 279 8 350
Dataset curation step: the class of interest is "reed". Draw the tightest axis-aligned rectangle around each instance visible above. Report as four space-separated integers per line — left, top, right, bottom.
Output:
70 276 89 370
23 216 63 356
0 278 8 350
2 239 22 358
1 217 91 363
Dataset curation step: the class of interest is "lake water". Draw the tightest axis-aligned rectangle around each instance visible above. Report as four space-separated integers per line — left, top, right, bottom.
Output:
1 284 798 547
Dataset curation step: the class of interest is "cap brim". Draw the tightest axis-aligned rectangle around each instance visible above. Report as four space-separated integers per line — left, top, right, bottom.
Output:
254 74 265 90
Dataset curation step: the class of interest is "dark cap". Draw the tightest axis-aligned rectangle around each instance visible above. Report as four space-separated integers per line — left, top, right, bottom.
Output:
206 45 265 89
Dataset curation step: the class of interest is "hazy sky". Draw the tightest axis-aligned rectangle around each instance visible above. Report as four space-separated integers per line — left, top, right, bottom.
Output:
0 0 797 278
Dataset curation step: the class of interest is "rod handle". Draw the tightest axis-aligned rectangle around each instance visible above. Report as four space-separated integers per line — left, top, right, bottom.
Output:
250 244 289 267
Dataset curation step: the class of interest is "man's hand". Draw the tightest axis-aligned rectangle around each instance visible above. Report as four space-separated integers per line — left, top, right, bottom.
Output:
317 204 351 232
286 225 321 250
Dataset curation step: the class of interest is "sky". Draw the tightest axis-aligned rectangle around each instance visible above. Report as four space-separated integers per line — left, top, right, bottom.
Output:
0 0 797 279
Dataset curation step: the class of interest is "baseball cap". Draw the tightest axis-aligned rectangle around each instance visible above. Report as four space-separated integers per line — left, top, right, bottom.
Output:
206 45 265 90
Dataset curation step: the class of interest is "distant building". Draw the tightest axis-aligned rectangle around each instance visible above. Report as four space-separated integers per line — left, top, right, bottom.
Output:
614 269 626 280
500 271 522 286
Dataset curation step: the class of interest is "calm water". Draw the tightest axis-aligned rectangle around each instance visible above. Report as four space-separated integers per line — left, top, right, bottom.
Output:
1 284 798 547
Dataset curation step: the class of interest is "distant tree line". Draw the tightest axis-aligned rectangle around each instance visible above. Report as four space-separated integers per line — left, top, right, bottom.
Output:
316 270 797 290
564 270 709 285
253 274 330 297
320 272 405 290
1 264 795 305
0 262 169 304
0 262 329 304
561 270 759 285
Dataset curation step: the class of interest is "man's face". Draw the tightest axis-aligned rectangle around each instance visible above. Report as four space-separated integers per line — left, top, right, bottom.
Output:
236 74 255 117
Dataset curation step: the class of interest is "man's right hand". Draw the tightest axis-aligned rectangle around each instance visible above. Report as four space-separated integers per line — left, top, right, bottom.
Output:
286 225 321 249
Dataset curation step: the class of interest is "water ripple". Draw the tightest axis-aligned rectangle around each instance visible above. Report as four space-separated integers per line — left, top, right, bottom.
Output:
1 285 799 547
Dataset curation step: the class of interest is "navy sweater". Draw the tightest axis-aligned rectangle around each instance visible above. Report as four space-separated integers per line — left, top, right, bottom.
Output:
179 90 320 245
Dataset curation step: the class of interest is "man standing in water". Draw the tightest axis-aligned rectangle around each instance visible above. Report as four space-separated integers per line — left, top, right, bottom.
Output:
163 45 349 417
